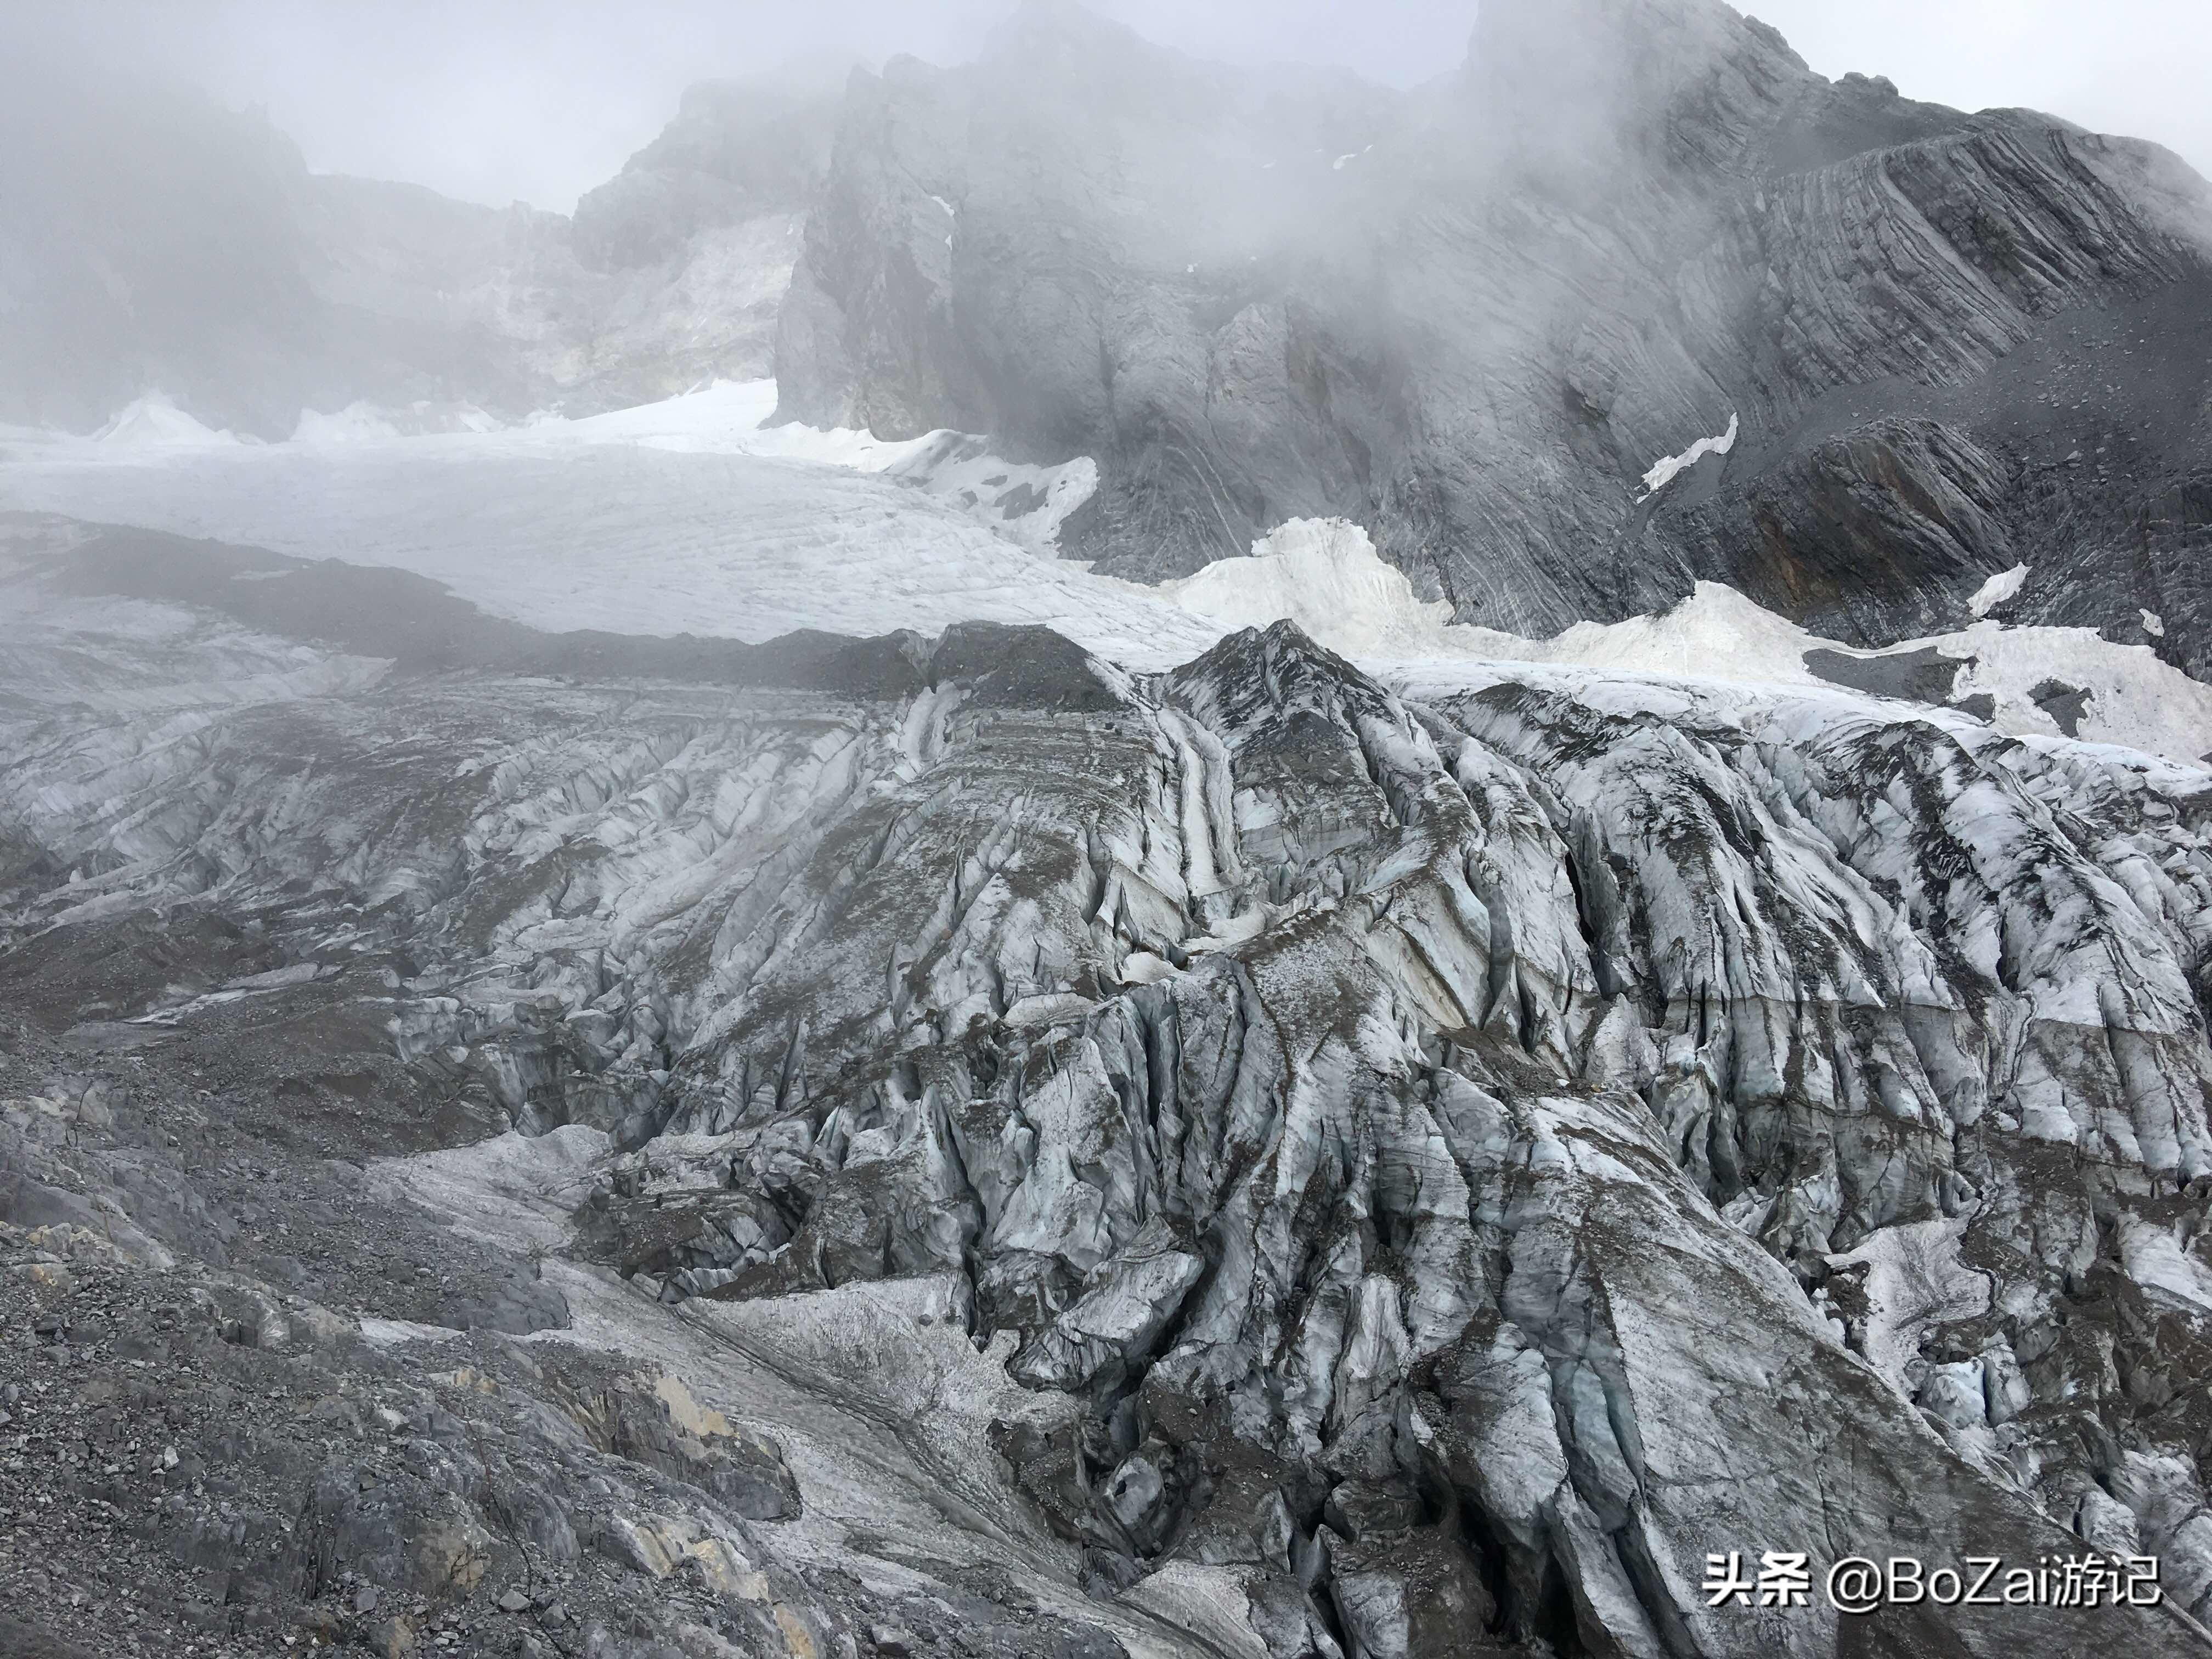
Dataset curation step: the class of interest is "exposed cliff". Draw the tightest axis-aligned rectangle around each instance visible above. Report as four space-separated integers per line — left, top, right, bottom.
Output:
774 0 2212 675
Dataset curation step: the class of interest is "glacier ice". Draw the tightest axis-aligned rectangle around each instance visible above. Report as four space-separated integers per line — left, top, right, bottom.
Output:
1970 562 2030 616
6 398 2204 765
1636 411 1737 498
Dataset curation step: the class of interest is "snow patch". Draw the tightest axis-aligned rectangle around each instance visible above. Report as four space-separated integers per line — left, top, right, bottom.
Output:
1970 563 2029 617
1156 519 2207 763
1162 523 1813 685
517 382 1078 523
2118 1214 2212 1316
886 433 1098 555
2143 608 2166 638
97 392 238 448
1462 588 2212 764
1491 582 1821 686
292 404 402 444
1824 1219 1990 1395
369 1124 609 1253
534 382 1100 550
1165 518 1454 657
1118 951 1176 986
1944 620 2212 761
358 1317 466 1348
292 401 500 443
1637 413 1736 498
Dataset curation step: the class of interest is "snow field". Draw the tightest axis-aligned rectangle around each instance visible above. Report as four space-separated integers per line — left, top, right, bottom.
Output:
7 388 2205 767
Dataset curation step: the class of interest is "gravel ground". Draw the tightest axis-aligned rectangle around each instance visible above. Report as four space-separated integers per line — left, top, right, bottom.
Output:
0 1010 1143 1659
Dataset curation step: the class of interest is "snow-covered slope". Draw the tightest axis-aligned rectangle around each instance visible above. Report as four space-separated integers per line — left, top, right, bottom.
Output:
1165 517 2212 764
0 382 1200 667
94 392 241 448
1162 517 1457 656
1474 590 2212 766
5 399 2205 764
289 401 502 442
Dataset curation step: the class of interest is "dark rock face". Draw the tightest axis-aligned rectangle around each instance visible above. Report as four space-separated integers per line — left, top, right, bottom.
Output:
1678 417 2017 644
774 0 2212 670
1803 642 1962 703
770 2 1408 532
571 76 842 272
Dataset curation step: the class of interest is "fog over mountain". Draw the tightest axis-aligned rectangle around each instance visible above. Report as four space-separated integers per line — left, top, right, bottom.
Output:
21 1 2212 212
3 5 2211 1659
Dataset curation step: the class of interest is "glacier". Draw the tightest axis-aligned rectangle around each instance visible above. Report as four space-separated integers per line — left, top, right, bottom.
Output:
7 401 2202 764
5 514 2211 1654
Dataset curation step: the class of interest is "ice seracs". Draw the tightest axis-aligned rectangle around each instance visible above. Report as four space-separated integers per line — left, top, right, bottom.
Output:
8 0 2212 1646
9 554 2208 1654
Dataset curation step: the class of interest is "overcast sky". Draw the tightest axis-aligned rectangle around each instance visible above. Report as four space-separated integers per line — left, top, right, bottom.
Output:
34 1 2212 212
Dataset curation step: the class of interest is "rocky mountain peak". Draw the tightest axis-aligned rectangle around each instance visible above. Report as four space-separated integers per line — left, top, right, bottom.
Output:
1170 618 1381 725
1456 0 1977 192
1461 0 1812 168
765 0 2211 678
570 71 843 273
986 0 1158 63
